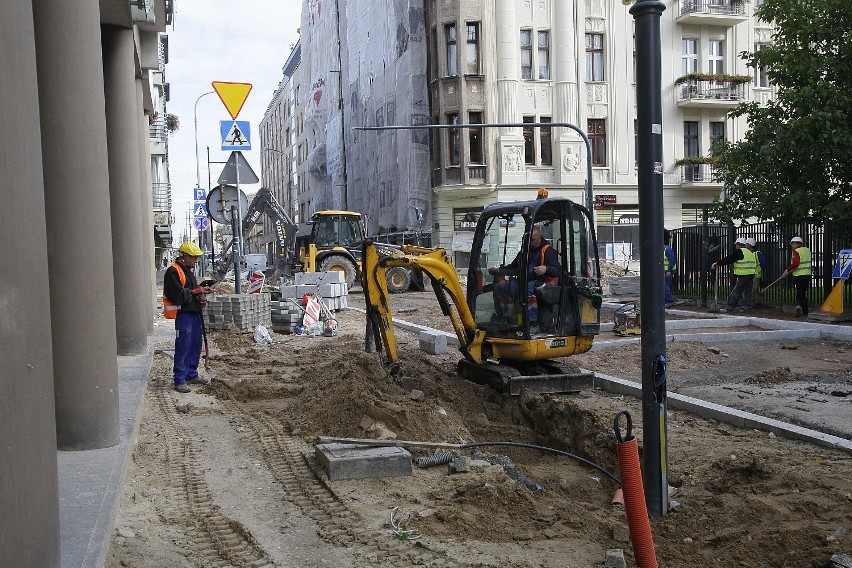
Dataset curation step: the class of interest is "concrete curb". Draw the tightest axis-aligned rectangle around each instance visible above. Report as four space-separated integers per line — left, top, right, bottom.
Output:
590 371 852 454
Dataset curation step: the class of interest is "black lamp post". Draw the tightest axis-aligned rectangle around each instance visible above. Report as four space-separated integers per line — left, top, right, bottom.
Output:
631 0 669 519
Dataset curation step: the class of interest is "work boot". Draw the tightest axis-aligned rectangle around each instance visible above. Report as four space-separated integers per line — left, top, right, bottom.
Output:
187 376 210 385
174 382 191 393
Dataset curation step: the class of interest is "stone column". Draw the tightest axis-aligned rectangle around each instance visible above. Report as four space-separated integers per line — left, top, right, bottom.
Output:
137 79 156 333
103 26 148 354
554 0 585 185
33 0 120 449
495 0 525 185
0 1 61 565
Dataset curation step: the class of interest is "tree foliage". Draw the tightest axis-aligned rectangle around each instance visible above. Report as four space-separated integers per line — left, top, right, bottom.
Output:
713 0 852 223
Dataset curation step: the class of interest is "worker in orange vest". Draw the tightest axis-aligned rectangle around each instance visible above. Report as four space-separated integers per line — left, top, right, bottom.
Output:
163 242 211 393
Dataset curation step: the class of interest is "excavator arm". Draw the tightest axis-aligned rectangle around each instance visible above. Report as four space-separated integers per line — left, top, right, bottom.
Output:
362 240 487 375
212 187 297 282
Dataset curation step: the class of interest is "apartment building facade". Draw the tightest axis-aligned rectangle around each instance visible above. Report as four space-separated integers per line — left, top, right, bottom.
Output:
262 0 772 264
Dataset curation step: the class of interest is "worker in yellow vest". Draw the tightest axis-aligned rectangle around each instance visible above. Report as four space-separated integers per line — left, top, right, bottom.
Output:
782 236 812 318
711 237 756 313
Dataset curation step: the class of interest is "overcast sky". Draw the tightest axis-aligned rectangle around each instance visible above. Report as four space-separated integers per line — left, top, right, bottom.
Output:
165 0 301 243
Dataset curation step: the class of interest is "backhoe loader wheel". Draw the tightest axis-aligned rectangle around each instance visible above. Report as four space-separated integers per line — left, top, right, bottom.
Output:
319 255 357 290
386 267 411 294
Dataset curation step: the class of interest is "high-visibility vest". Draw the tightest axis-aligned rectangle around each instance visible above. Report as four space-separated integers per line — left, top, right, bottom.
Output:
753 250 763 279
793 246 812 276
537 243 559 284
663 248 676 272
163 262 186 319
734 248 756 276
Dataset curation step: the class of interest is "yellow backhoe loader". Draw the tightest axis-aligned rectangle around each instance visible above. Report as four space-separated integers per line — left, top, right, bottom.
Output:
362 195 603 395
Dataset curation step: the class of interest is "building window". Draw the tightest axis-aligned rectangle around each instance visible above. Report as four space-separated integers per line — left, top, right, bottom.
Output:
682 38 698 74
540 116 552 165
523 116 535 165
465 23 480 75
469 112 484 164
447 113 460 166
585 33 605 82
708 40 724 75
520 29 533 80
754 43 770 88
588 119 607 166
683 121 700 180
445 24 458 76
538 31 550 80
709 121 725 153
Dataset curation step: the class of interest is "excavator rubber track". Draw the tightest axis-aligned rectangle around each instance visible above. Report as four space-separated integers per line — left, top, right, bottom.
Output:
456 359 595 395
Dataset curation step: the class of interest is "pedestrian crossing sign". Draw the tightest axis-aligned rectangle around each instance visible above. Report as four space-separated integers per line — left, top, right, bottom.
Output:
221 120 251 151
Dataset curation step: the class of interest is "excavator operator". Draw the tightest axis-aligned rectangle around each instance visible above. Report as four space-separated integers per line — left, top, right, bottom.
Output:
488 225 560 323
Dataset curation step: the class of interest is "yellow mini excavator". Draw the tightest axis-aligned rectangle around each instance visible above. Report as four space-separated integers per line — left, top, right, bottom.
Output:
362 196 603 395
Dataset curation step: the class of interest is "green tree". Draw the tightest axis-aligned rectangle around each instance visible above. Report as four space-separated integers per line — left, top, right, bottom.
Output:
713 0 852 223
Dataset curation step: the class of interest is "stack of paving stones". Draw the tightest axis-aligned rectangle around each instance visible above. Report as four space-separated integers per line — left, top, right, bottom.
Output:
270 300 304 334
203 293 272 331
608 275 641 297
279 271 349 311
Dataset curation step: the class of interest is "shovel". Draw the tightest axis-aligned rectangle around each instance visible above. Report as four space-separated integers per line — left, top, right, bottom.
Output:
755 272 787 304
708 268 721 313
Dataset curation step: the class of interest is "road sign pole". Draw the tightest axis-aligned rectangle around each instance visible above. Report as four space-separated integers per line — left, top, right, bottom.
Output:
233 152 243 294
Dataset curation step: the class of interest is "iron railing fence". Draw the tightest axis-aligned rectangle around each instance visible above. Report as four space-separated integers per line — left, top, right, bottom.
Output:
670 218 852 308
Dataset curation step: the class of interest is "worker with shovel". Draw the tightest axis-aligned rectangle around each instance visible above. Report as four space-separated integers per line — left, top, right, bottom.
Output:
163 242 212 393
711 237 756 313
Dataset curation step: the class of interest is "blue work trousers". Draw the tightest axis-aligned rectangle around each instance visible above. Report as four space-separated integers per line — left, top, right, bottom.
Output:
174 312 203 385
664 273 676 303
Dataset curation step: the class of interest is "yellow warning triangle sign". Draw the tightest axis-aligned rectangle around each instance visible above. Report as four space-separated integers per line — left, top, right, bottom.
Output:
211 81 253 120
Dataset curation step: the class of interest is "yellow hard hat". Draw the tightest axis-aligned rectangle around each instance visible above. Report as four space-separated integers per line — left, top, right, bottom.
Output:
178 242 203 257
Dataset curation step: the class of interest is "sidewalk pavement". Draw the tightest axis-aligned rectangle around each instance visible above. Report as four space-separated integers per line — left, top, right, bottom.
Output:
58 322 174 568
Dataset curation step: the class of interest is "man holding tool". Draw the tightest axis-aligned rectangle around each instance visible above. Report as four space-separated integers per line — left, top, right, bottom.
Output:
782 236 812 318
711 237 756 313
163 242 212 393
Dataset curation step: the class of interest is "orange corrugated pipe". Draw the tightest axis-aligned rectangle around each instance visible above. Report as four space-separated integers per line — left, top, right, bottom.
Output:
614 411 659 568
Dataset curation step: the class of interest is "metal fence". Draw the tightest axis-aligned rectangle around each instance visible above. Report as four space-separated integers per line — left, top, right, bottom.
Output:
670 215 852 308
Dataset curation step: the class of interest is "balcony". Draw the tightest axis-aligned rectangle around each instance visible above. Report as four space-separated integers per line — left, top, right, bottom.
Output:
676 75 750 108
468 165 486 184
676 0 748 26
677 159 720 185
149 118 167 143
152 181 171 211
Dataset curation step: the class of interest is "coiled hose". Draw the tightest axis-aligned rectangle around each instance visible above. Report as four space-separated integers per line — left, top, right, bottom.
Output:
614 411 658 568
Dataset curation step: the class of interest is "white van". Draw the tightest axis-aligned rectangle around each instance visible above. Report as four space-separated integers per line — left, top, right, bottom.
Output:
241 254 268 273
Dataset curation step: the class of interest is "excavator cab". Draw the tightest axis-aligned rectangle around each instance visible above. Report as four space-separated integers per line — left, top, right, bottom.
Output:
467 197 602 341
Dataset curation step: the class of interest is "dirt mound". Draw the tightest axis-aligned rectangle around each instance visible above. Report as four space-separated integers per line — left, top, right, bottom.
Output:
743 366 798 385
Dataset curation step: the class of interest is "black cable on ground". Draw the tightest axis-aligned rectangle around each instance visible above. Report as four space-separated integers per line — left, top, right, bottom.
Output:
459 441 621 485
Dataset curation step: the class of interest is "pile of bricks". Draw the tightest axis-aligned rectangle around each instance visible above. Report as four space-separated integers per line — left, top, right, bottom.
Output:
203 293 272 331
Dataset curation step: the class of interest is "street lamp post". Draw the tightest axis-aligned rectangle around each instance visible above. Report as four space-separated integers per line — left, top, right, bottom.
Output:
194 90 216 187
630 0 668 519
193 91 215 275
